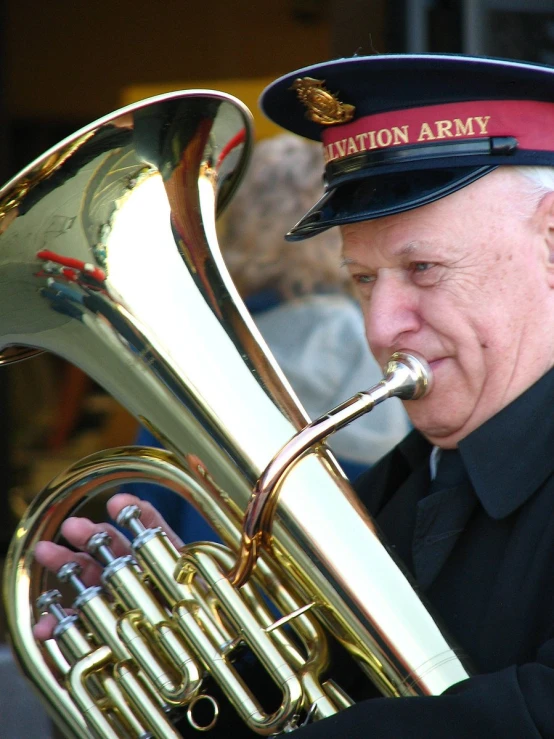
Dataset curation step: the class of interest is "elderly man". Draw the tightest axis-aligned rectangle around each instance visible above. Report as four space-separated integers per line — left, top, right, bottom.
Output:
35 54 554 736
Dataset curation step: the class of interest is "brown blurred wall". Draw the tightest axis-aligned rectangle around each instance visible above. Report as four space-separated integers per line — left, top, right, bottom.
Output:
5 0 331 122
4 0 386 123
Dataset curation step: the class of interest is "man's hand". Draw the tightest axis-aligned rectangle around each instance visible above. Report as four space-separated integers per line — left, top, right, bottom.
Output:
33 493 185 640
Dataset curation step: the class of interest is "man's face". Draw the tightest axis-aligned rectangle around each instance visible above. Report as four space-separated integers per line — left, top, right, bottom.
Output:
341 169 554 448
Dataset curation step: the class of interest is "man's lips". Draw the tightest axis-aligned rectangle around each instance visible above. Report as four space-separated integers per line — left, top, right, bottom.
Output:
426 357 449 379
379 352 449 376
429 357 446 367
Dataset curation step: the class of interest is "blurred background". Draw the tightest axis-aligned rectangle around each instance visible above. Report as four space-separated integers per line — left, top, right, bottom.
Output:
0 0 553 734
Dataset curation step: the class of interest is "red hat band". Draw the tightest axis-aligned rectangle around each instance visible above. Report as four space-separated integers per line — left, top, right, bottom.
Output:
322 100 554 164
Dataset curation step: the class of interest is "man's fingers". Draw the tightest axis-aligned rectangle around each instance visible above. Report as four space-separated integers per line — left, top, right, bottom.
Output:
33 516 133 592
33 495 183 590
33 613 58 642
59 517 132 559
33 608 79 641
32 493 186 643
107 493 185 549
34 541 103 585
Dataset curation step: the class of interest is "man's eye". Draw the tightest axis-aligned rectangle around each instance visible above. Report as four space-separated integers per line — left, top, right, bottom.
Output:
352 273 375 284
409 261 442 285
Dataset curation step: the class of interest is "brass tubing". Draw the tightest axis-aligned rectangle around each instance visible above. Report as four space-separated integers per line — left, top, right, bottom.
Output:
94 672 152 738
232 351 433 587
172 600 274 733
118 487 352 727
88 535 201 706
67 647 126 739
122 520 236 647
179 546 305 734
116 611 199 707
112 662 181 739
71 583 171 707
59 572 180 738
206 543 339 722
41 591 155 737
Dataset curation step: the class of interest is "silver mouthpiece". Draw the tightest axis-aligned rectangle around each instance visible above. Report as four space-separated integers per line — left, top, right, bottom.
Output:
383 351 433 400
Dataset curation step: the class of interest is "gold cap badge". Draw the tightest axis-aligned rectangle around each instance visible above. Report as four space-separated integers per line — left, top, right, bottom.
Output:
292 77 355 126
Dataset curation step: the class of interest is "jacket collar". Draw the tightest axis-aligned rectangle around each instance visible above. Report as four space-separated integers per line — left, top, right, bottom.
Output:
397 367 554 520
460 367 554 519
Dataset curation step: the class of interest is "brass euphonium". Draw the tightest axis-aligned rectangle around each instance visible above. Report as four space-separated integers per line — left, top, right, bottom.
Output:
0 91 470 738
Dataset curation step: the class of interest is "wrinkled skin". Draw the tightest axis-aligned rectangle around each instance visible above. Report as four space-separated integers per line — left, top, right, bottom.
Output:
341 168 554 448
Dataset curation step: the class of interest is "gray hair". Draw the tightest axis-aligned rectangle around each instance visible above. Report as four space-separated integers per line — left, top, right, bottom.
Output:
514 165 554 205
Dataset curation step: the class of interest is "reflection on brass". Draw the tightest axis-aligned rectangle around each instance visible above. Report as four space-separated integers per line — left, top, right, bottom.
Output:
0 346 44 366
292 77 355 125
0 132 95 220
2 91 469 738
187 693 219 731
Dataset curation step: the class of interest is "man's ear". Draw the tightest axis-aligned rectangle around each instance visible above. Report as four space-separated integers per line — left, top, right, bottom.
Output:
536 191 554 281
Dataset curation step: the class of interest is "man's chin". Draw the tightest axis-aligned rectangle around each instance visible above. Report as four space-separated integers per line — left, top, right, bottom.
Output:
404 405 466 447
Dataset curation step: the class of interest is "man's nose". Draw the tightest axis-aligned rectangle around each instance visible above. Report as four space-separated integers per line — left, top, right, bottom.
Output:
365 271 421 352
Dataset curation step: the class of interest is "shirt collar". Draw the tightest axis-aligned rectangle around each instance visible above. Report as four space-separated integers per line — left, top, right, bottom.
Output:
429 445 441 480
459 367 554 519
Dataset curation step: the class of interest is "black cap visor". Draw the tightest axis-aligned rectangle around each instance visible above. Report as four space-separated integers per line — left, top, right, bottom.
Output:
285 165 496 241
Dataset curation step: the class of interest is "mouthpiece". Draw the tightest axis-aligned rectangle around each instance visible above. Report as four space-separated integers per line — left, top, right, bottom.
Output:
383 351 433 401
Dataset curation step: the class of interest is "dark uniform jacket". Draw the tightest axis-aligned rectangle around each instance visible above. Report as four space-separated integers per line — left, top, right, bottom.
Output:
296 366 554 737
